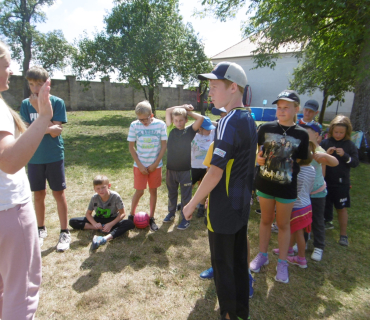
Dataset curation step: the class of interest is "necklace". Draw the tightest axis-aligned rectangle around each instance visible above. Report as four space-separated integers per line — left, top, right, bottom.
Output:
278 121 295 136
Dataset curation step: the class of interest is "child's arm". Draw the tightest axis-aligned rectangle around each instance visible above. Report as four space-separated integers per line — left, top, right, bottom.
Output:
313 152 339 167
335 143 359 168
45 121 63 138
165 106 179 127
183 165 223 220
322 164 326 177
102 208 126 233
85 209 103 230
129 141 148 175
147 140 167 173
188 109 204 132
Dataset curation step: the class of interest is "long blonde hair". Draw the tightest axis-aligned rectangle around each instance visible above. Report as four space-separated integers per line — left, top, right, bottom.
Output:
0 41 26 133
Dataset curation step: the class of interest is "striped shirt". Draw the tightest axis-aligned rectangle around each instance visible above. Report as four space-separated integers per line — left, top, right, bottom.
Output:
127 118 167 168
294 165 315 209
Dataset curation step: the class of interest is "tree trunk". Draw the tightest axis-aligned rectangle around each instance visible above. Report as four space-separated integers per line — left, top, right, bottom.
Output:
318 88 328 124
350 24 370 132
22 41 32 99
149 86 156 116
199 82 208 116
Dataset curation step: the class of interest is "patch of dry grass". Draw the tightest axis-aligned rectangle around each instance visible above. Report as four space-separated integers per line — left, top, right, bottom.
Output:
37 111 370 320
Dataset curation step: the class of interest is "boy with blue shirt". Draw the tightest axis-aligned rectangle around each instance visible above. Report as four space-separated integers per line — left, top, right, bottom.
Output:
183 62 257 320
20 66 70 252
127 100 167 231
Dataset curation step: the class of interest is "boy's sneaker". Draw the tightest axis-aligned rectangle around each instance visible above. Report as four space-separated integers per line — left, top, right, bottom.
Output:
275 260 289 283
255 209 261 215
163 213 175 223
92 235 107 250
196 207 205 218
249 273 255 299
250 253 269 273
128 214 134 221
38 237 44 248
271 223 279 233
177 219 190 230
199 267 213 280
311 248 323 261
38 227 47 239
325 221 334 230
176 203 181 211
56 232 71 252
287 256 308 268
339 235 349 246
272 248 294 256
149 217 158 232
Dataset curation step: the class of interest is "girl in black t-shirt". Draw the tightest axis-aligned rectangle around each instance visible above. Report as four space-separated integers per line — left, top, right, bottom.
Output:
250 90 309 284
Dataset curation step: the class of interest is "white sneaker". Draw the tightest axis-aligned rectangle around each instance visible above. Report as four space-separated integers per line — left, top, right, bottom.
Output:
293 242 308 253
56 232 71 252
38 227 47 239
311 248 323 261
39 236 44 247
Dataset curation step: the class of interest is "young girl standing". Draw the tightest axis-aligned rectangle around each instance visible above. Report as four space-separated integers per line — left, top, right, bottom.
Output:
250 90 309 283
321 115 359 246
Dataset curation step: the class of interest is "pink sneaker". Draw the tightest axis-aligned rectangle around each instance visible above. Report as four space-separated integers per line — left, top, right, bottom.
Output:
287 256 307 269
272 248 294 256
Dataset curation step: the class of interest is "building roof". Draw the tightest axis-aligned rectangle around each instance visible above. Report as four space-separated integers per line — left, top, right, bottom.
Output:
212 38 300 60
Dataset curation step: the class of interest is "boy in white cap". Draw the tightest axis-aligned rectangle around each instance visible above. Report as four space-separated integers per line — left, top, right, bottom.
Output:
183 61 257 320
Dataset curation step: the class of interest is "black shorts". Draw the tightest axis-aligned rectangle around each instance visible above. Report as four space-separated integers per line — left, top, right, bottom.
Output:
27 159 66 192
191 168 207 185
326 184 350 209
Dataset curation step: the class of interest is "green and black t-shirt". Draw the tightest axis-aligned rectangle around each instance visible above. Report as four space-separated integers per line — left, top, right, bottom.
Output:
88 191 124 219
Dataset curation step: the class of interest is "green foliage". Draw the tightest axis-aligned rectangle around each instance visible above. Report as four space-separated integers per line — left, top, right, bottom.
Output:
72 0 212 113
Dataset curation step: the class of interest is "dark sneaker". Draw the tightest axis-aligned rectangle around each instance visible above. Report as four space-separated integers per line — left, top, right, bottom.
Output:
128 214 134 221
196 207 205 218
200 267 213 280
177 218 190 230
163 212 175 223
56 232 71 252
325 221 334 230
250 253 269 273
176 203 181 211
92 235 107 250
255 209 261 215
149 217 158 232
249 272 255 299
339 235 348 246
275 260 289 283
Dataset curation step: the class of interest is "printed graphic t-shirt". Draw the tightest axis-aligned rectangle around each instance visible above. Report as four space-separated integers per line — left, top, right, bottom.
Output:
255 121 309 199
127 118 167 168
20 95 67 164
191 130 215 169
88 191 124 219
167 124 196 171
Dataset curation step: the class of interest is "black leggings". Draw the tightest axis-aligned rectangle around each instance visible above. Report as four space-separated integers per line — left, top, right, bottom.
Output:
69 216 135 239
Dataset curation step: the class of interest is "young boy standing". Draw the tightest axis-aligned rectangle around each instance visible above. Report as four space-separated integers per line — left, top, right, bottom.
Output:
183 61 257 320
69 175 135 249
163 105 204 230
298 99 323 141
20 66 70 252
127 101 167 231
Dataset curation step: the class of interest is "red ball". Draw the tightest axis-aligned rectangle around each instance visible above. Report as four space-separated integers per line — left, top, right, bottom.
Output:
133 211 150 229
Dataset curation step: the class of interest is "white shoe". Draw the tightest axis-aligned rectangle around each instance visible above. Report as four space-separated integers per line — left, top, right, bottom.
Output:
311 248 323 261
293 242 308 253
56 232 71 252
38 227 47 239
39 236 44 247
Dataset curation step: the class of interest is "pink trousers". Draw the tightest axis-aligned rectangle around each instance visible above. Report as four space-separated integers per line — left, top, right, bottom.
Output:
0 201 41 320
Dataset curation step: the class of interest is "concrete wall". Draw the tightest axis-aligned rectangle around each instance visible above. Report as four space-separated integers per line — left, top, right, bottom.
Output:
212 54 354 121
2 75 198 111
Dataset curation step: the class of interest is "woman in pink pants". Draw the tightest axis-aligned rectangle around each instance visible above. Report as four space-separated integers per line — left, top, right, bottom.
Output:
0 41 53 320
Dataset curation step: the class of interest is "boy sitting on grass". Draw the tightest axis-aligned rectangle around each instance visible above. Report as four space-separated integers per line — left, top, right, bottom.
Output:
163 105 204 230
127 100 167 232
69 175 135 250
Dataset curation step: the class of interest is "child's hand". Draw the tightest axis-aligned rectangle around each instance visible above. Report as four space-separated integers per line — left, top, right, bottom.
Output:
38 79 53 119
48 124 62 138
102 223 113 233
29 93 39 111
313 152 326 163
147 163 157 173
183 203 194 220
327 147 336 155
335 148 345 156
138 163 149 175
94 222 103 230
182 104 194 111
256 150 266 166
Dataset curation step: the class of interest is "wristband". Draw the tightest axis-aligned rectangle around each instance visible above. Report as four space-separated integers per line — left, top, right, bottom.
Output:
346 157 351 163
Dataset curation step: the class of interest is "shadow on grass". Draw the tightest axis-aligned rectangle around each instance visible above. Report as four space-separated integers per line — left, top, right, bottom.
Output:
187 282 219 320
77 114 135 127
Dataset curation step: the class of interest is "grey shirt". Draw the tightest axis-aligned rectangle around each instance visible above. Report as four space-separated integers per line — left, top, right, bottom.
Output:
88 191 124 219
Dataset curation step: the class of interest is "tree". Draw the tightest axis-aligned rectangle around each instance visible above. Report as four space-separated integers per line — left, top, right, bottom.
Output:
201 0 370 131
72 0 212 114
0 0 75 98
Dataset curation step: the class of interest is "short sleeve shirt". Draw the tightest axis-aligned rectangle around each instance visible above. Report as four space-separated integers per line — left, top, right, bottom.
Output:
167 124 196 171
88 191 124 219
208 108 257 234
191 130 215 168
294 165 316 209
127 118 167 168
20 95 67 164
255 121 309 199
310 146 327 198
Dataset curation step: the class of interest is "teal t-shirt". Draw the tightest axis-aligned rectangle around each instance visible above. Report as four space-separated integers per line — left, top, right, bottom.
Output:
20 95 67 164
310 146 327 198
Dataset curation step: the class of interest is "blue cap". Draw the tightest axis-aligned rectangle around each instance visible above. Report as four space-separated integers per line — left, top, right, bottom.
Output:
211 107 227 116
201 116 216 130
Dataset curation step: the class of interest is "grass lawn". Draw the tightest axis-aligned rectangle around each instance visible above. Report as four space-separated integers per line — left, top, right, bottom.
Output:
37 110 370 320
